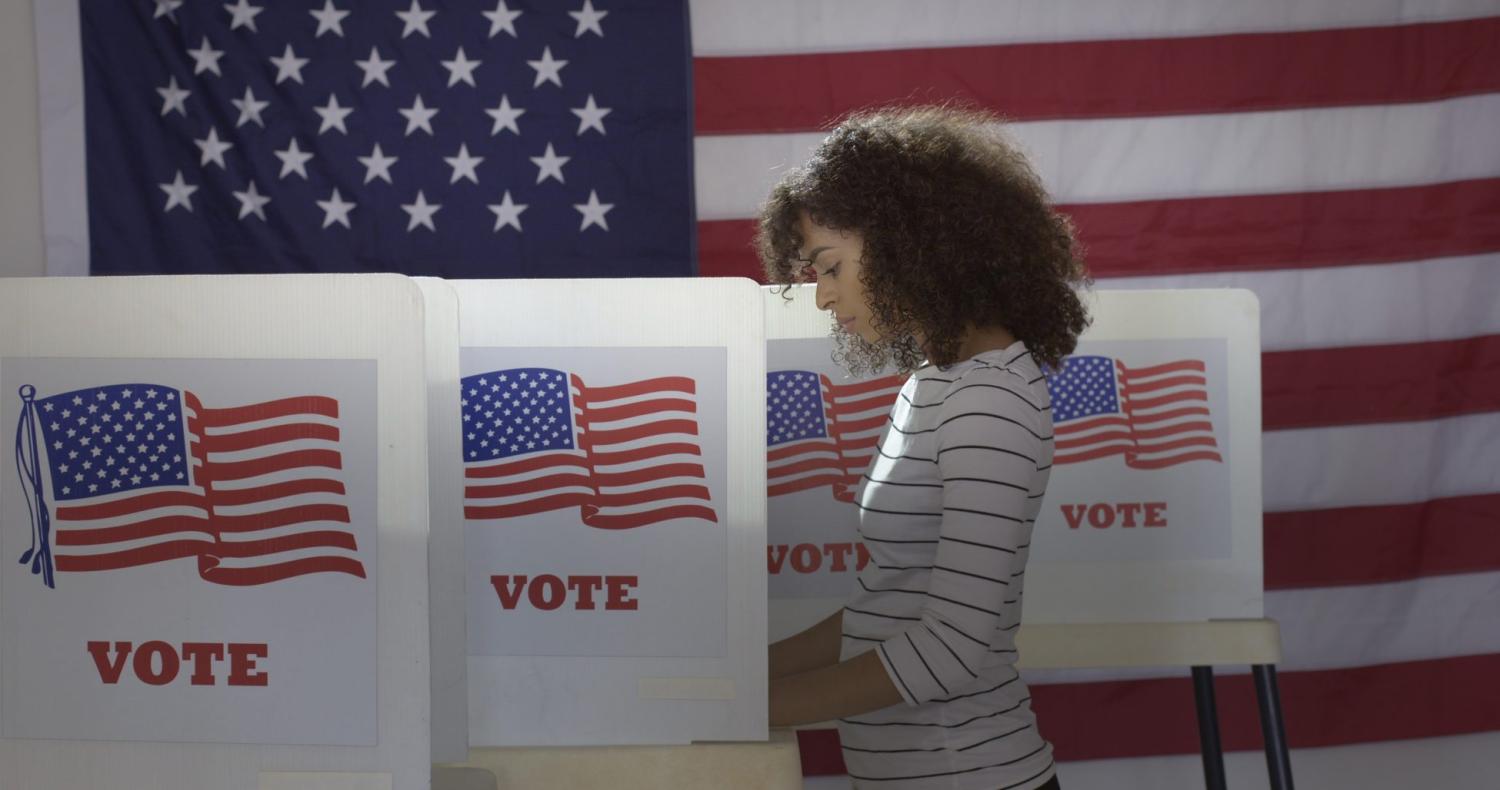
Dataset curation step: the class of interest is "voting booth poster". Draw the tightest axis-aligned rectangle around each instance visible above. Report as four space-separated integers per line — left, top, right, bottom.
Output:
462 346 729 659
1 357 378 744
766 286 1261 635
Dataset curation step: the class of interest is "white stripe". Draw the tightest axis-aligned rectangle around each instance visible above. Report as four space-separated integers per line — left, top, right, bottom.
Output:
1264 411 1500 512
1025 570 1500 685
1099 252 1500 353
693 93 1500 219
690 0 1500 56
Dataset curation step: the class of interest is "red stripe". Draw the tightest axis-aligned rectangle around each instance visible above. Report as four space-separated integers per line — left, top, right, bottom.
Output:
1266 493 1500 590
591 442 702 466
823 375 905 399
1123 449 1223 469
768 439 838 463
201 555 366 585
57 515 209 546
696 177 1500 281
581 503 719 529
768 456 847 479
465 492 593 520
582 419 700 446
695 18 1500 134
199 422 340 452
208 449 342 482
56 490 204 520
211 477 346 506
1119 374 1207 396
592 462 707 488
1263 334 1500 430
211 504 352 534
768 475 844 497
56 539 207 571
466 453 588 478
1055 445 1130 465
588 484 712 508
576 376 694 401
1119 360 1206 378
585 397 697 423
797 653 1500 773
466 472 593 499
189 394 339 426
1124 390 1207 412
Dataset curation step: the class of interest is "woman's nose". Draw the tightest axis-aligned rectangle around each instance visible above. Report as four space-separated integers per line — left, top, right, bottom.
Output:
815 278 835 311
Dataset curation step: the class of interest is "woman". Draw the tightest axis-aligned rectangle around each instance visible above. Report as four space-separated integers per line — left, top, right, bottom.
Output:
759 106 1090 790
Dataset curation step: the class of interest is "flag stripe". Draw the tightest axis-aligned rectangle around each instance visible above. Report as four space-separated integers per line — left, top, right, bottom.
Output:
581 504 719 530
465 454 589 479
1266 493 1500 590
796 652 1500 772
581 419 701 447
695 18 1500 134
467 474 593 500
210 477 347 506
54 529 356 572
203 449 343 482
55 490 204 520
189 395 339 426
465 493 595 521
200 555 368 586
575 376 696 402
55 515 208 547
696 177 1500 281
199 422 340 452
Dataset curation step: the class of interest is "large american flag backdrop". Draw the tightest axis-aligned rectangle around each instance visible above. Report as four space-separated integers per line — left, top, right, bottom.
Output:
41 0 1500 778
691 0 1500 776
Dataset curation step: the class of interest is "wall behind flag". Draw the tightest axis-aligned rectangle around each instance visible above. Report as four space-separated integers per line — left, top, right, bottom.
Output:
0 0 43 278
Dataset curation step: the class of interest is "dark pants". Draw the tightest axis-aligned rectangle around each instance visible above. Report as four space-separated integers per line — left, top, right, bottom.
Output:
1035 776 1062 790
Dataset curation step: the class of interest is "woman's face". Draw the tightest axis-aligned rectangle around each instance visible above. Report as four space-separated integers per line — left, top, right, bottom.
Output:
797 212 880 345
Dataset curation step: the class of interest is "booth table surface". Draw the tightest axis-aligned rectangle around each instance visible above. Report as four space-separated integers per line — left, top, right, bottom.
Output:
436 729 802 790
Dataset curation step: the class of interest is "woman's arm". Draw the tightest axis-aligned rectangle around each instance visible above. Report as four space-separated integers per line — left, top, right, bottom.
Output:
770 649 904 727
769 608 843 679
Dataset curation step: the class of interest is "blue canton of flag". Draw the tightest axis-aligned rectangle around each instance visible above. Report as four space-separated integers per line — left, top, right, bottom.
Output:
34 384 189 500
766 370 828 447
1048 355 1119 422
460 367 575 461
82 0 694 276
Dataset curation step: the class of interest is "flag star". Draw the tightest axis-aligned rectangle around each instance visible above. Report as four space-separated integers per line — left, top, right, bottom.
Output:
571 94 611 135
270 44 310 84
483 0 521 37
396 0 435 38
444 143 484 184
274 139 314 179
488 190 527 232
157 77 190 117
527 47 567 88
575 190 613 230
529 143 570 184
569 0 608 38
194 127 234 169
401 190 441 232
441 46 481 88
485 95 524 135
231 85 269 127
314 93 354 135
316 188 356 229
187 37 225 77
158 170 198 213
358 142 398 184
154 0 183 22
356 47 396 88
309 0 350 38
399 95 439 136
224 0 264 32
232 180 270 220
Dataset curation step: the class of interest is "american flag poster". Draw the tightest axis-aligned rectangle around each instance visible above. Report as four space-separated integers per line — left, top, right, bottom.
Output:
1032 338 1232 565
765 337 901 600
50 0 693 277
0 357 377 745
460 346 728 659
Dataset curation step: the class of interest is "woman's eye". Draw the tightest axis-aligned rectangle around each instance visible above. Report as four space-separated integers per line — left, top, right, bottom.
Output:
826 263 841 277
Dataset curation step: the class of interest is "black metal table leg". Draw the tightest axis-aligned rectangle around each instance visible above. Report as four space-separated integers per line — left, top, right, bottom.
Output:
1192 666 1228 790
1253 664 1295 790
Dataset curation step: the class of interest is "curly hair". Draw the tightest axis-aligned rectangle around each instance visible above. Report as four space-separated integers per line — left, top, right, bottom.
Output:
756 105 1091 375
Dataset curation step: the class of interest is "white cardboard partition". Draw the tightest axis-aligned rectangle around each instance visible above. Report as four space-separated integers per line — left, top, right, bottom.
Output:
0 275 430 789
452 278 767 746
766 285 1263 640
417 278 469 765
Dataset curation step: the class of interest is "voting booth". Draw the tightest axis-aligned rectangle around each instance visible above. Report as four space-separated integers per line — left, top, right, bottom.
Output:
0 275 431 789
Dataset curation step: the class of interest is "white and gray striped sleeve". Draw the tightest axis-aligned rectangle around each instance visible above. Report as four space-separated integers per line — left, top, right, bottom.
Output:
874 367 1046 705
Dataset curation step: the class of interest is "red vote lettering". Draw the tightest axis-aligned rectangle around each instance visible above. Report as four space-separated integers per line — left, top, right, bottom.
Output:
490 574 639 611
86 640 269 686
1062 502 1169 529
766 543 874 575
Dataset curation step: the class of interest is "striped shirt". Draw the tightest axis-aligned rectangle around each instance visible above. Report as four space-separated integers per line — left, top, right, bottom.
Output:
838 341 1056 789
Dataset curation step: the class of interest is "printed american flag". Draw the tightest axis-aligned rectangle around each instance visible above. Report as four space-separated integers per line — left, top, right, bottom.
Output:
1047 355 1222 469
461 367 716 529
765 370 902 502
19 382 365 587
80 0 693 276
